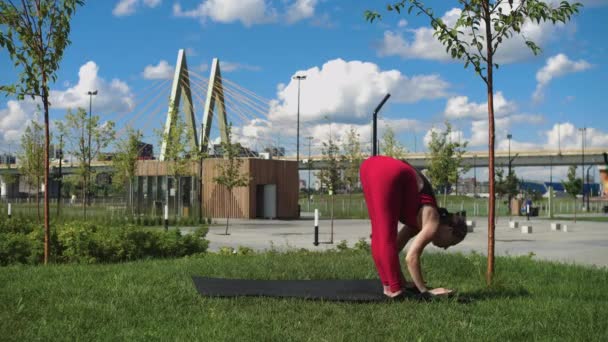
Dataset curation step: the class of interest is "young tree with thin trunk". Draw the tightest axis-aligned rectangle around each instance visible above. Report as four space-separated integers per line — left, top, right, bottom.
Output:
341 127 363 214
562 165 582 223
381 126 407 160
113 127 143 216
156 104 196 220
426 122 468 207
0 0 84 264
213 124 250 235
19 119 46 222
496 167 519 215
366 0 581 284
60 108 115 219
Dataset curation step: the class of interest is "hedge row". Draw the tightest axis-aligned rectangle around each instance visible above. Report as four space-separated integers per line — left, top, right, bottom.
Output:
0 217 209 265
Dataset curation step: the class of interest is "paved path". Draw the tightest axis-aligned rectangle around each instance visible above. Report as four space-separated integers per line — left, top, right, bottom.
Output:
195 216 608 268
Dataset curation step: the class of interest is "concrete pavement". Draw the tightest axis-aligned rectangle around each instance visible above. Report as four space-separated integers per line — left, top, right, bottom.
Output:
193 216 608 268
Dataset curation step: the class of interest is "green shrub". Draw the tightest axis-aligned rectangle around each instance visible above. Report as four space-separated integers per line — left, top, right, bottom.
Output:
236 246 254 255
353 238 370 252
0 218 210 266
0 233 31 265
336 240 349 251
218 246 235 255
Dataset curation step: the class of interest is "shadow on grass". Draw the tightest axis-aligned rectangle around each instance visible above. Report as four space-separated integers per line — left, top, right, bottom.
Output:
455 286 531 304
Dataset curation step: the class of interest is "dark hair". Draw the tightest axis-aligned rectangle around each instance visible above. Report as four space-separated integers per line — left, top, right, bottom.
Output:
438 208 467 243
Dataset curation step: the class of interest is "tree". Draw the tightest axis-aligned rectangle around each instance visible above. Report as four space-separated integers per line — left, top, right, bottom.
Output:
495 167 518 214
317 135 342 196
341 127 363 213
562 165 582 223
426 122 468 206
317 132 342 244
60 108 115 218
381 126 407 159
113 127 143 216
366 0 581 284
19 119 46 222
156 103 201 220
213 124 250 235
0 0 84 264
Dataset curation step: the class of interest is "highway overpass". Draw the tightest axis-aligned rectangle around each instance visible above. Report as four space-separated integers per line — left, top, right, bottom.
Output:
0 149 606 176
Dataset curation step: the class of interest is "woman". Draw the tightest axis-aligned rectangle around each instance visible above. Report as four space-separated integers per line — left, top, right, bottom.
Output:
360 155 467 299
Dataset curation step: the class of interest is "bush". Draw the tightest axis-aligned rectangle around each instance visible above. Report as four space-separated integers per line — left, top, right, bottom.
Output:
0 218 210 265
336 240 349 251
236 246 254 255
353 238 370 252
0 233 31 265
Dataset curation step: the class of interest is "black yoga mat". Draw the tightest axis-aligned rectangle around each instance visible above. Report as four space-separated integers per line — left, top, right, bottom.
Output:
192 277 424 302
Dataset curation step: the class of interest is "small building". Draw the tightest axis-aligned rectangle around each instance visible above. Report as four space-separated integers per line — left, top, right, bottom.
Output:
134 158 299 219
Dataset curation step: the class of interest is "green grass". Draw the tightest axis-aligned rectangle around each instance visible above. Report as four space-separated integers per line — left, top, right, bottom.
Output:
1 251 607 341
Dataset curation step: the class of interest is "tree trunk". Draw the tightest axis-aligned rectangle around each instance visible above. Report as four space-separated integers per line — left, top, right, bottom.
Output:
129 178 133 216
82 174 86 219
484 0 496 286
42 84 50 265
225 190 230 235
574 199 577 223
36 177 40 222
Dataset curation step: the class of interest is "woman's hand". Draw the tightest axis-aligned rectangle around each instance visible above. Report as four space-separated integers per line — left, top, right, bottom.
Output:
428 288 453 296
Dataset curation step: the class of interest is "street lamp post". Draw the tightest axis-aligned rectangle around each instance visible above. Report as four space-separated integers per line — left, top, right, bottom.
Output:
86 90 97 216
293 75 306 164
507 134 512 217
579 127 586 210
307 136 313 211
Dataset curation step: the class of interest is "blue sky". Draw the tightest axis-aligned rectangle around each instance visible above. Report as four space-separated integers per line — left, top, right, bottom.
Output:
1 0 607 182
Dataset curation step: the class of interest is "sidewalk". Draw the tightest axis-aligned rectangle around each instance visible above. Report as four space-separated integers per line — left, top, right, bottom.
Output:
190 216 608 268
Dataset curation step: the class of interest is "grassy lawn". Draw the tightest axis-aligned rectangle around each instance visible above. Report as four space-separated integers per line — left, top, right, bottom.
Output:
1 251 607 341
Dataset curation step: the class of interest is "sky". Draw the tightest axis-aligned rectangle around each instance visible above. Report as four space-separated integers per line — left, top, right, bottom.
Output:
1 0 607 183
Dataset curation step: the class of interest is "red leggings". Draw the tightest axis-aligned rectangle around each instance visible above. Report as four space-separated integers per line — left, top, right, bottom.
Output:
360 156 418 292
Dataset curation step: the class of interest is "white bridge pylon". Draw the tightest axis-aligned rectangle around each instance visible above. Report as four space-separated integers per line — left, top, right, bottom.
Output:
159 49 228 160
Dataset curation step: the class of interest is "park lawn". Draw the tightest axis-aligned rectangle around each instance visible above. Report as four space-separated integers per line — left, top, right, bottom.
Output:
1 251 607 341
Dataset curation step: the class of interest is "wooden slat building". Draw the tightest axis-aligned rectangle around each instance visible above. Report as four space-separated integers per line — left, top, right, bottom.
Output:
134 158 299 219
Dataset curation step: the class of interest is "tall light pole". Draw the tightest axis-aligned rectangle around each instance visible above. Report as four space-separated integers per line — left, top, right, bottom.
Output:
307 136 313 211
293 75 306 164
507 134 512 216
87 90 97 212
579 127 586 210
372 94 391 156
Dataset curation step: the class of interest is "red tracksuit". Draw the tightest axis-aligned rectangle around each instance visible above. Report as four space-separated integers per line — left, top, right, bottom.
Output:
360 156 437 293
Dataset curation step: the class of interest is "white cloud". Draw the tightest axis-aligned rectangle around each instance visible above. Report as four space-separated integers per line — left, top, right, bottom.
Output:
113 0 161 17
444 92 517 120
533 54 592 102
397 19 408 27
286 0 317 23
173 0 278 27
545 123 608 150
50 61 135 114
377 4 568 64
220 61 262 72
1 60 135 145
113 0 138 16
423 126 466 147
0 100 37 145
173 0 325 26
268 58 450 126
142 60 175 80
